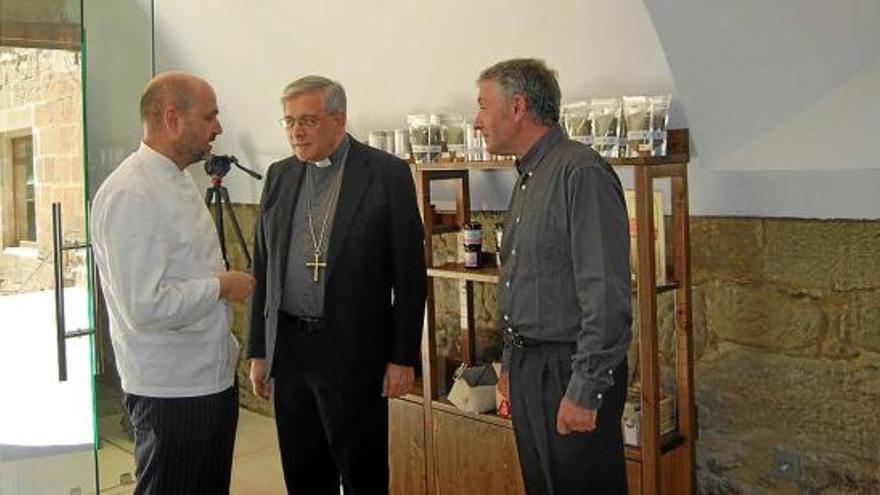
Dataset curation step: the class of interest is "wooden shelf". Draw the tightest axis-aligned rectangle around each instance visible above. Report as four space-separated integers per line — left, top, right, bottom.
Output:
427 262 500 283
396 127 696 495
428 262 680 294
409 129 689 171
412 160 515 172
607 153 689 167
410 156 687 170
625 433 686 461
431 398 513 429
401 383 685 458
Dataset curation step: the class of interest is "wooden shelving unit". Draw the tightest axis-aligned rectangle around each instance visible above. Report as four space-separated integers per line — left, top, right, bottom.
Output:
389 129 695 495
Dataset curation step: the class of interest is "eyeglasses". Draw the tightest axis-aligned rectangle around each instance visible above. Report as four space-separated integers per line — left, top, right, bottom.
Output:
277 114 325 129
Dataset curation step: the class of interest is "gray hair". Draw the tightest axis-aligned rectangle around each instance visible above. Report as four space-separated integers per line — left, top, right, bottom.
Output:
478 58 560 126
280 75 347 114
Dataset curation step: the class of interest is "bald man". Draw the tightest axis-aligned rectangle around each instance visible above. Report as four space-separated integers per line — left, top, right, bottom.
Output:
91 72 255 494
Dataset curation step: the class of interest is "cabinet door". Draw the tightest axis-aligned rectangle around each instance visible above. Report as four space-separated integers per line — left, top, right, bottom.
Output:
390 399 426 495
433 410 525 495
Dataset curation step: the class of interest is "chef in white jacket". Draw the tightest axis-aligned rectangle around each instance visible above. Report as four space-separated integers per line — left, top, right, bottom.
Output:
91 71 254 495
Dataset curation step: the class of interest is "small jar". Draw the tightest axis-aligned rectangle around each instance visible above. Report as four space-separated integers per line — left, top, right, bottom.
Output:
463 244 481 269
368 130 387 150
462 222 482 269
463 222 482 248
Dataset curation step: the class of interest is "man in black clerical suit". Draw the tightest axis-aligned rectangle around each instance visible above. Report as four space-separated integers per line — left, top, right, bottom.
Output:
247 75 426 494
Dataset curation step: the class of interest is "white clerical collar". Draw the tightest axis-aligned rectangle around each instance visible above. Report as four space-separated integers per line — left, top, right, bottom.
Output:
313 158 332 168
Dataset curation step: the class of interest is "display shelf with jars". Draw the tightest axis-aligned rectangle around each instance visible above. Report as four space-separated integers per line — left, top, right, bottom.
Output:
390 129 695 495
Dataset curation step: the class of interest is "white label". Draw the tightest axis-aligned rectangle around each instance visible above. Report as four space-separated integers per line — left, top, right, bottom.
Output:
627 130 651 140
464 250 479 268
594 136 620 146
448 144 466 153
463 229 482 244
412 145 442 153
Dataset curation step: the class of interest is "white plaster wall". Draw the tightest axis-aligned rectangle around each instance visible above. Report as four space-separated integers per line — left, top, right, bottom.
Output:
148 0 879 218
152 0 672 208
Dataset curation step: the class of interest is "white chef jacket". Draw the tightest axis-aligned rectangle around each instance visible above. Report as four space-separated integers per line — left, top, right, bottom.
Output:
90 142 239 397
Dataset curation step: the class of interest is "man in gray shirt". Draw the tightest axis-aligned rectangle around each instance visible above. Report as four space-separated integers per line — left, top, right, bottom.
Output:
476 59 632 494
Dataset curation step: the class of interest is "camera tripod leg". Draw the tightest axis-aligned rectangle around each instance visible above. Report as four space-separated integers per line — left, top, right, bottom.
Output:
206 186 230 269
220 187 253 268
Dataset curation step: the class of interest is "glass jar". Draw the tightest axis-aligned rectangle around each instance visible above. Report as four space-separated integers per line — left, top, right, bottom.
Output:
407 114 443 164
462 222 482 269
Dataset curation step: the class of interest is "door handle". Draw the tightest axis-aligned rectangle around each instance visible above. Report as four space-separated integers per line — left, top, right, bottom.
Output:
52 202 94 382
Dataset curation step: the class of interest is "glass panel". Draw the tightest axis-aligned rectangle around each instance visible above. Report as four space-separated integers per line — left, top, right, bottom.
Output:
83 0 154 491
0 1 98 494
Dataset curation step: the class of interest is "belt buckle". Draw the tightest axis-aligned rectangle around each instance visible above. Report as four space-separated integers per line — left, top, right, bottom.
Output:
296 316 322 334
506 327 526 348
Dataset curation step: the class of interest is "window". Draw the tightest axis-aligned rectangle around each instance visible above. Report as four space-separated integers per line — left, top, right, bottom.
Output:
11 135 35 245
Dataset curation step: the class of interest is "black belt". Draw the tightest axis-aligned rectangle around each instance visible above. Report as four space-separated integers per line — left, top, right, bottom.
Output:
280 312 326 334
504 327 572 349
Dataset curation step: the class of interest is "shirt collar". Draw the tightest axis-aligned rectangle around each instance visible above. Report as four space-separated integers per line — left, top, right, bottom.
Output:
515 124 565 176
314 134 350 168
137 142 186 177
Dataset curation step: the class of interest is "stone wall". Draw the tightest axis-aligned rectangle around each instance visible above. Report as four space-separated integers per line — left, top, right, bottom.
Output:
690 218 879 494
226 202 880 494
0 47 84 293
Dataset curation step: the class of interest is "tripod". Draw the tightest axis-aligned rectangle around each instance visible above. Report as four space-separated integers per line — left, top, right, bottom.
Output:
203 154 262 269
206 176 252 269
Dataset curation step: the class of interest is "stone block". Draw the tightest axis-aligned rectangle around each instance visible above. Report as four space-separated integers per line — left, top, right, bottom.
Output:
35 156 53 182
705 282 825 354
764 219 880 291
696 343 880 460
34 96 78 128
692 285 711 360
10 84 40 107
2 105 34 130
851 290 880 353
690 217 765 284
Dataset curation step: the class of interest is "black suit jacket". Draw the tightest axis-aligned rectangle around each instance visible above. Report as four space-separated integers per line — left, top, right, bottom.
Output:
247 136 426 386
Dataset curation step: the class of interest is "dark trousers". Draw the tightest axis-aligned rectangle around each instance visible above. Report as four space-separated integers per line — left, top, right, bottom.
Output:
509 343 628 495
273 315 389 495
124 385 238 495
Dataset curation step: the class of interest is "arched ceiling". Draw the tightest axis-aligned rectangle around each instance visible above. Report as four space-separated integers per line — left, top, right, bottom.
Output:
645 0 880 171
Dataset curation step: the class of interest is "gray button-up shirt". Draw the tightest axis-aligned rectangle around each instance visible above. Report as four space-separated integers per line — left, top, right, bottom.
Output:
498 125 632 410
281 136 350 317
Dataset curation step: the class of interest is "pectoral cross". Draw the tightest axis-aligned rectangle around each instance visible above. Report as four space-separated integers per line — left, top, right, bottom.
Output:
306 250 327 282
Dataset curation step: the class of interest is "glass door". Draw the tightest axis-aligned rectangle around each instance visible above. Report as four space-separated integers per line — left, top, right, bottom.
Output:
83 0 154 492
0 1 98 493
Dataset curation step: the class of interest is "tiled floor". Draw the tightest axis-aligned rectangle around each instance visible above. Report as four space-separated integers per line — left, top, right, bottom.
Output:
97 408 286 494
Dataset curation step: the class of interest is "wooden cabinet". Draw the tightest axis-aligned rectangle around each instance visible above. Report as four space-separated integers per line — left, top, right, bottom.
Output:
390 129 695 495
390 398 427 495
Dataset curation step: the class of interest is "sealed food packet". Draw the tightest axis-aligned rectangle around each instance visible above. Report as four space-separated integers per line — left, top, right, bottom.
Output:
441 113 467 161
590 97 622 158
562 101 592 146
650 95 671 157
623 96 651 157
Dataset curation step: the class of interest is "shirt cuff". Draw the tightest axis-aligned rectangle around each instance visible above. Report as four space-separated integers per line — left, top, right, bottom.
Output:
565 370 609 410
210 276 221 302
